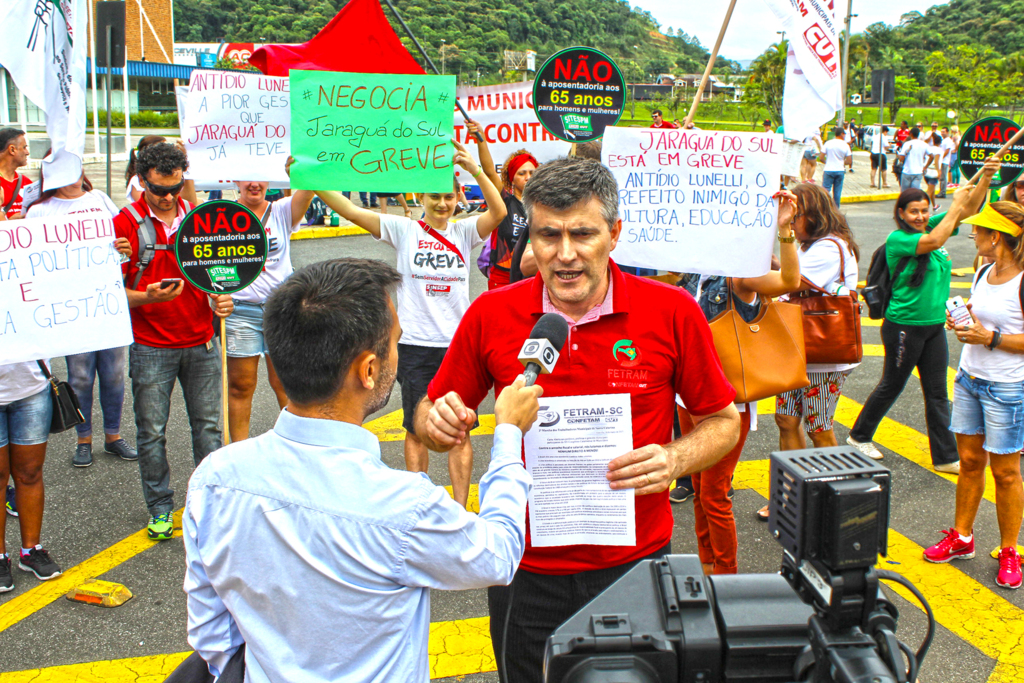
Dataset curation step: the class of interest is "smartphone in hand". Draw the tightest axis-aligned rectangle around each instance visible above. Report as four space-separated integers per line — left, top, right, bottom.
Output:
159 278 183 290
946 296 972 327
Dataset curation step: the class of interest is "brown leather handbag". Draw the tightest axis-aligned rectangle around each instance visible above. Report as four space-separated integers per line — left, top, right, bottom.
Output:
708 279 810 403
793 238 864 365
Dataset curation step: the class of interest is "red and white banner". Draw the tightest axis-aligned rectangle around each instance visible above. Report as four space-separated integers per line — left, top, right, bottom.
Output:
454 82 570 190
763 0 842 141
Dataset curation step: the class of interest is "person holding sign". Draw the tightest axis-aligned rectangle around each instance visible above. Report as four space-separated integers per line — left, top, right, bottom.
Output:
26 170 136 468
313 139 507 508
224 161 314 442
114 142 234 541
465 118 537 290
414 158 741 682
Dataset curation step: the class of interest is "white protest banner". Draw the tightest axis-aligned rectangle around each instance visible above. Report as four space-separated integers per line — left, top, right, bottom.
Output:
762 0 841 141
0 0 88 190
602 126 781 276
454 82 570 190
183 71 291 185
0 215 133 365
780 140 807 177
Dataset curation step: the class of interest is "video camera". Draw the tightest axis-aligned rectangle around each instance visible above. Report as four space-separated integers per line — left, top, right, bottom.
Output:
544 446 935 683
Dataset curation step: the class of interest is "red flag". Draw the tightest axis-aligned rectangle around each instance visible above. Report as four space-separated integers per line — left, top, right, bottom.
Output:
249 0 425 76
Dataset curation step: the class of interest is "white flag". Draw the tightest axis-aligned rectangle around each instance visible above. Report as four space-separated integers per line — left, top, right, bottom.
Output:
762 0 842 141
0 0 88 191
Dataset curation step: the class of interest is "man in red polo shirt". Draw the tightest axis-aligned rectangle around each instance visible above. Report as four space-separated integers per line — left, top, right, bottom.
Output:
0 128 31 218
650 109 679 130
114 142 232 541
414 158 740 682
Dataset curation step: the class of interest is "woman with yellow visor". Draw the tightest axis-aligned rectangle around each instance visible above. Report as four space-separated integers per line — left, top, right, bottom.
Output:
923 201 1024 590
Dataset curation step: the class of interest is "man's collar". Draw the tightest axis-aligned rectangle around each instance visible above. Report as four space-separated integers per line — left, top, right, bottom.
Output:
273 408 382 459
529 259 630 320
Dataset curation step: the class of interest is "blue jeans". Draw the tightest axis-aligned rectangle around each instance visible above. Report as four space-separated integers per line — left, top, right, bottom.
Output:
129 342 222 516
822 171 845 205
950 371 1024 454
0 388 52 447
66 347 126 438
900 173 923 191
359 192 378 206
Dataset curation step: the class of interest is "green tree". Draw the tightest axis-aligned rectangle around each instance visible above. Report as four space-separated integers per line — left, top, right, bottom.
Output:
888 74 921 123
743 41 786 126
927 45 1004 122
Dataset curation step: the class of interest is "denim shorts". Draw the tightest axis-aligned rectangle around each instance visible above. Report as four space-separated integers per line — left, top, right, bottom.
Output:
225 300 268 358
950 371 1024 454
0 388 53 447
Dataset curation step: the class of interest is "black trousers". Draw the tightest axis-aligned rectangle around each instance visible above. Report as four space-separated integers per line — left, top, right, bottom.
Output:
850 320 958 465
488 542 671 683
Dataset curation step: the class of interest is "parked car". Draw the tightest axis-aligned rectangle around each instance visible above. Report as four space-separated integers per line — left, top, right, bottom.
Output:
861 124 894 153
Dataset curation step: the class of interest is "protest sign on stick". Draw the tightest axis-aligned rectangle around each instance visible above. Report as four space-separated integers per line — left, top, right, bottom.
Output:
602 126 781 276
532 47 625 143
958 117 1024 188
183 72 291 185
289 70 456 192
684 0 737 127
0 216 133 365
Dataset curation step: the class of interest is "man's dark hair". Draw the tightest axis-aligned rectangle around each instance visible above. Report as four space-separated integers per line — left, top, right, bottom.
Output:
834 127 845 138
0 128 25 154
910 127 921 139
573 140 602 161
651 109 663 116
523 157 618 230
264 258 401 405
136 142 189 180
882 125 889 133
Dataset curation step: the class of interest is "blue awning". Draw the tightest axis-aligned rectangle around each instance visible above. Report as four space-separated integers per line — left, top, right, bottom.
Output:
86 59 198 80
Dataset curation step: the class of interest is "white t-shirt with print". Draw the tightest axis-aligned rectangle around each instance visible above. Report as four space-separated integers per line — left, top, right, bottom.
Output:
900 139 931 175
377 214 484 347
233 198 301 304
25 190 119 219
822 139 851 172
0 361 49 406
925 146 942 178
784 237 860 373
961 270 1024 382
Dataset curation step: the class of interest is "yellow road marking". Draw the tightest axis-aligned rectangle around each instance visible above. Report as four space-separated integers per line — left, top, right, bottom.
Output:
0 510 184 634
0 617 494 681
364 410 495 442
734 459 1024 683
290 225 368 240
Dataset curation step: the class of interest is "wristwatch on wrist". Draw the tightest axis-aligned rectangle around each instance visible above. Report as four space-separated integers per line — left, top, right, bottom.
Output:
778 235 796 243
986 329 1002 350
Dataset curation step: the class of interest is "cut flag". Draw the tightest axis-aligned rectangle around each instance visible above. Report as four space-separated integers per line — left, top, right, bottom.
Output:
762 0 842 141
250 0 425 76
0 0 88 190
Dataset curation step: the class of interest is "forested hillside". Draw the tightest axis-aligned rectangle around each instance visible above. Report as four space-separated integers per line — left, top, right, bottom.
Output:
172 0 740 82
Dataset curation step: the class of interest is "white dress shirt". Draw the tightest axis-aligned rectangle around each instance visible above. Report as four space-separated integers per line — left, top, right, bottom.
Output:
184 409 529 683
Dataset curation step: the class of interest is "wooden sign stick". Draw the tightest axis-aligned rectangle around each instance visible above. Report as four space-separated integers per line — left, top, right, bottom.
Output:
683 0 738 128
967 124 1024 185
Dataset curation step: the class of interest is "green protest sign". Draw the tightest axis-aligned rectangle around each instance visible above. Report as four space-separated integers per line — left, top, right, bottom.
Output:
289 70 456 192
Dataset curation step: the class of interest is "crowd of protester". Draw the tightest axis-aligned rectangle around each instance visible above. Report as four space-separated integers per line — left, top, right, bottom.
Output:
0 114 1022 682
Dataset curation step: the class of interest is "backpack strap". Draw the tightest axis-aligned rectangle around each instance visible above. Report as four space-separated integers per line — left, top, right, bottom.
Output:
974 263 1024 315
3 175 24 214
124 204 171 290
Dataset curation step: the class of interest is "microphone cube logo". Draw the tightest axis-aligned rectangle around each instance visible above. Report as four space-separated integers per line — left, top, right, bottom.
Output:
523 341 541 356
542 346 556 366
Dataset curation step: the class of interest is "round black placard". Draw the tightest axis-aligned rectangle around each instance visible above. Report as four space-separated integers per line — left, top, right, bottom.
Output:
532 47 625 143
174 200 268 295
957 116 1023 189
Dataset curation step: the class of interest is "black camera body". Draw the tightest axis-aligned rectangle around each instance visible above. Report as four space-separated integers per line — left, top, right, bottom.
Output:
544 447 915 683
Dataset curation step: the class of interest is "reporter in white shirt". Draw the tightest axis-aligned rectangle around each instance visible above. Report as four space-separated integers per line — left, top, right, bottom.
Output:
314 139 507 508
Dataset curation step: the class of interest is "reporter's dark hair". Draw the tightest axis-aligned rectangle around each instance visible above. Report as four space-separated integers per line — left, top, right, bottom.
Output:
126 135 167 184
263 258 401 405
136 141 188 180
0 128 25 154
523 157 618 230
893 188 933 287
651 109 663 116
791 183 860 261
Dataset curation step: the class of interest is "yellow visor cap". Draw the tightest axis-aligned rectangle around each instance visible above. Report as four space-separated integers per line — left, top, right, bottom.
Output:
961 204 1022 237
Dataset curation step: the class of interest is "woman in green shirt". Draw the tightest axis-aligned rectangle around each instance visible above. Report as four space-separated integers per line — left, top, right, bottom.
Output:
847 186 974 472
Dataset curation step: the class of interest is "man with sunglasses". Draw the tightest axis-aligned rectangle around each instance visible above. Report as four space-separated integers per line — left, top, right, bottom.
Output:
114 142 233 541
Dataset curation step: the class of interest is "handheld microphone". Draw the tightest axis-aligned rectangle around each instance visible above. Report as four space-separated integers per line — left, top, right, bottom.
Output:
518 313 569 386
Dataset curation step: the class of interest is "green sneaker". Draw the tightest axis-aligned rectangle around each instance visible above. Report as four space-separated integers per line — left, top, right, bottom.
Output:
147 512 174 541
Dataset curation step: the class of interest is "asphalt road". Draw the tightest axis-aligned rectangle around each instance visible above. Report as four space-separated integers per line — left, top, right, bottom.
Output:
0 192 1020 683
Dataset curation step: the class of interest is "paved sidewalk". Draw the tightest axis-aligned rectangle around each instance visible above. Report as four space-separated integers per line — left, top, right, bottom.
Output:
799 151 900 202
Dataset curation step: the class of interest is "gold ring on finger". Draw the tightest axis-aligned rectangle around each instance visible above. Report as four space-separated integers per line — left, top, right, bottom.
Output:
645 473 652 487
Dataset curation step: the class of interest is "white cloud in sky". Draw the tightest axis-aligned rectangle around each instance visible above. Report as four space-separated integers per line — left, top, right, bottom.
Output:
633 1 950 61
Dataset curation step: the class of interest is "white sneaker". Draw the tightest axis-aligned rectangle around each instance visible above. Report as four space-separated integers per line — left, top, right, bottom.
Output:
847 436 883 460
934 461 961 475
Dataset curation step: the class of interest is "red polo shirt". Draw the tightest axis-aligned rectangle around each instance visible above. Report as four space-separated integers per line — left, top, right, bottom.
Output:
428 261 736 574
114 196 215 348
1 172 30 218
650 121 679 129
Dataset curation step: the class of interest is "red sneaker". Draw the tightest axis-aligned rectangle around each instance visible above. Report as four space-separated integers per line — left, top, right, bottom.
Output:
923 528 975 563
997 546 1022 589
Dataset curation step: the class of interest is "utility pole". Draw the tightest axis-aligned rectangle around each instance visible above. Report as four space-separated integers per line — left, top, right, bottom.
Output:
441 39 446 75
839 0 855 126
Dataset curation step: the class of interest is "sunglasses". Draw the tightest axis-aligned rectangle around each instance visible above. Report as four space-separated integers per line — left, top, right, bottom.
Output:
145 178 184 197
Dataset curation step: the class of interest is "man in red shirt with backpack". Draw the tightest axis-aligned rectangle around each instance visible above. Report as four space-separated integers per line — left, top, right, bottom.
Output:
114 142 232 541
